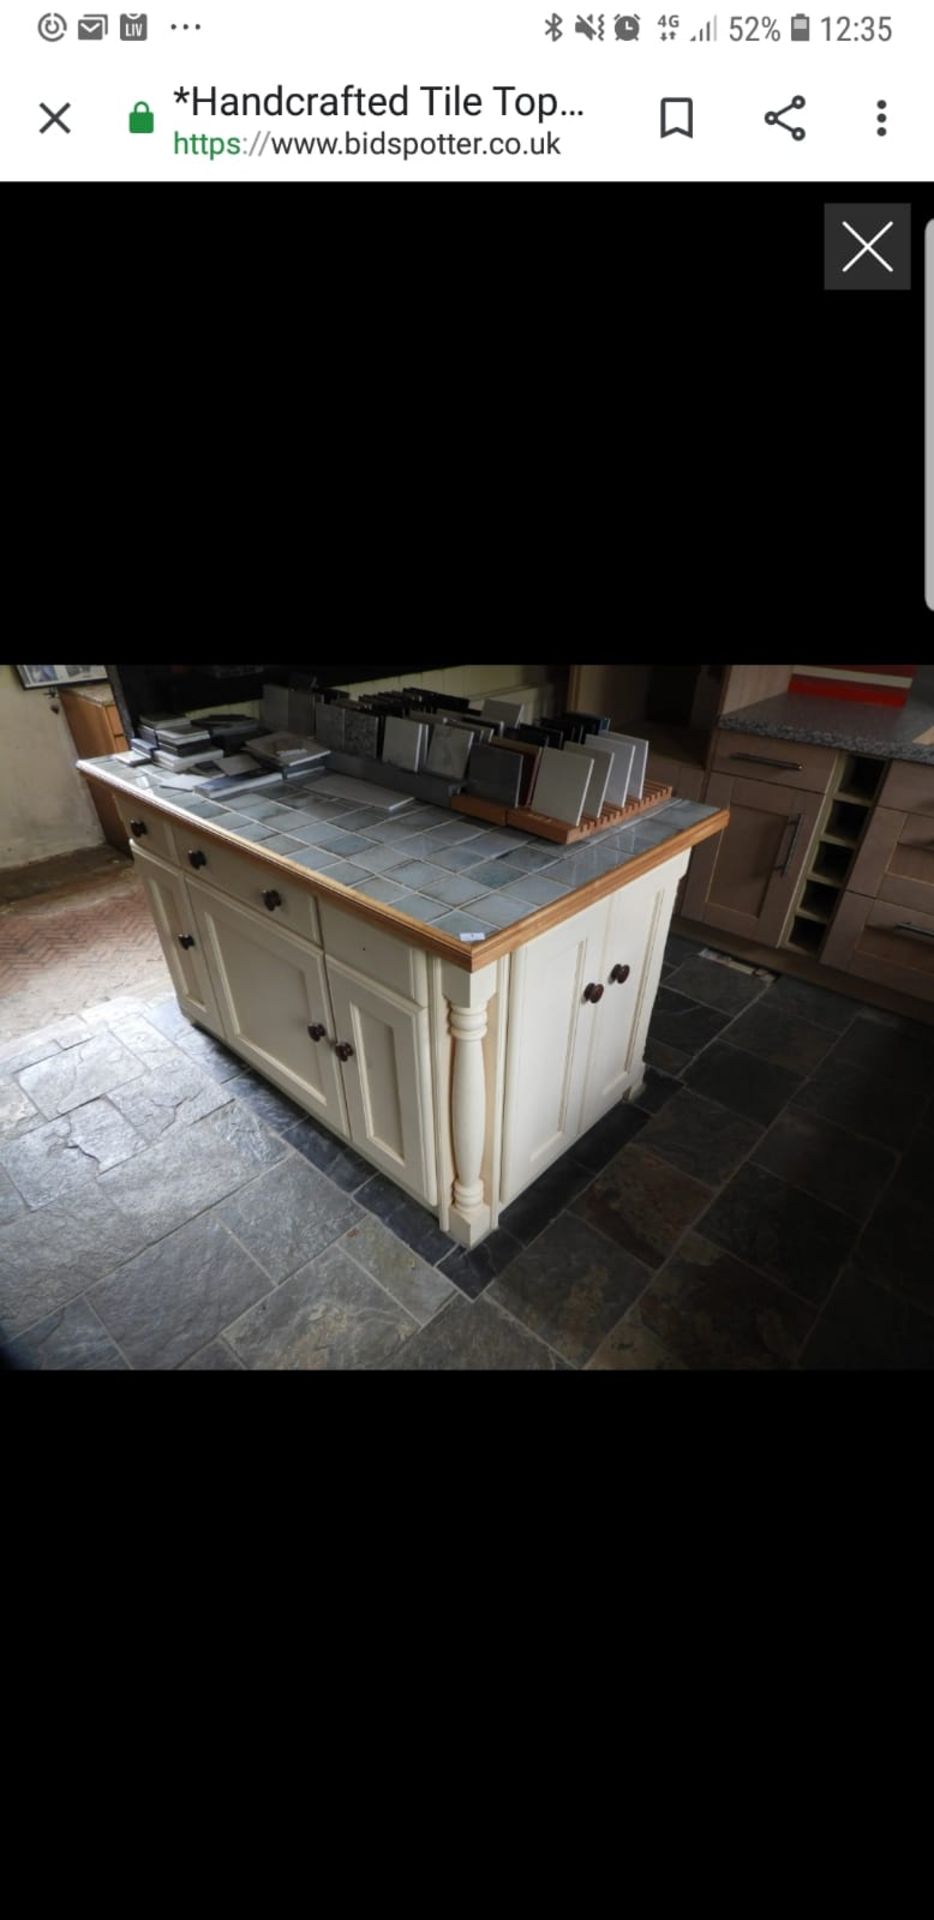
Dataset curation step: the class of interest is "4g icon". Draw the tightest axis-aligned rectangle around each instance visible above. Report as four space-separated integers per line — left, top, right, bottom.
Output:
657 12 679 38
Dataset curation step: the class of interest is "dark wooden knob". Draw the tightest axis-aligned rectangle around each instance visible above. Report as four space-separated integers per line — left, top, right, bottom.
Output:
178 934 195 950
335 1041 354 1062
610 964 630 985
308 1024 326 1043
129 819 147 836
188 849 207 869
583 982 604 1004
262 889 283 912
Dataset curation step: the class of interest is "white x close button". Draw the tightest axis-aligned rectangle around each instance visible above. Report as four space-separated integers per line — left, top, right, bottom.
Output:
825 203 911 291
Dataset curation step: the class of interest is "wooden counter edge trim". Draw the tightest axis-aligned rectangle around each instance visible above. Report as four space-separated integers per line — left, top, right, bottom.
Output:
77 763 728 975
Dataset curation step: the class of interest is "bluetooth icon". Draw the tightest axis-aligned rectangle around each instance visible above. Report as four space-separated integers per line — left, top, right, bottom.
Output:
545 12 563 37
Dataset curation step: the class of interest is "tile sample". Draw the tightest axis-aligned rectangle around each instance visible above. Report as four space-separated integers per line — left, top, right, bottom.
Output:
585 733 634 808
382 715 427 773
425 723 472 783
465 742 524 806
343 709 383 759
564 741 613 817
482 698 526 727
314 702 346 750
527 746 593 827
603 732 649 801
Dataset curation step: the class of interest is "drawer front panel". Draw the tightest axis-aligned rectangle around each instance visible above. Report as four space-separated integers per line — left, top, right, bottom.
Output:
114 794 179 864
711 730 838 793
170 822 320 942
825 890 934 1004
847 806 934 916
317 899 428 1005
878 760 934 817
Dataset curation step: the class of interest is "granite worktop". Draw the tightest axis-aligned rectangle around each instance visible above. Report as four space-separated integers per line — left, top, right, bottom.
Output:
80 754 723 954
719 679 934 767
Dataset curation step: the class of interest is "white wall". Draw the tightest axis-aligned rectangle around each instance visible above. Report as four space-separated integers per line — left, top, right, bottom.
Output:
0 665 104 869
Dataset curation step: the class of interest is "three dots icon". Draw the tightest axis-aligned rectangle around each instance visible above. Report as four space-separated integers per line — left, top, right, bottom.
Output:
876 100 887 138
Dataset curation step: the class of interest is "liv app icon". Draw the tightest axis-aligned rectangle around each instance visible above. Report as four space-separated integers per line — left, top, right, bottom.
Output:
120 12 147 36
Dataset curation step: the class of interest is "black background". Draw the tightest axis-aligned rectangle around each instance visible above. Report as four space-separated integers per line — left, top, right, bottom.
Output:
10 180 928 641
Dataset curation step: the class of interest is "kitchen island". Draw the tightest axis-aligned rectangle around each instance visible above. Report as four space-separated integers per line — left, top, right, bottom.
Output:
78 754 727 1248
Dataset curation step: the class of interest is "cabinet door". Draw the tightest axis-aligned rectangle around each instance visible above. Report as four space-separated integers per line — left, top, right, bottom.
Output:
500 899 609 1205
132 846 223 1032
821 891 934 1002
325 960 437 1207
190 887 349 1135
581 864 682 1132
846 806 934 918
683 772 822 944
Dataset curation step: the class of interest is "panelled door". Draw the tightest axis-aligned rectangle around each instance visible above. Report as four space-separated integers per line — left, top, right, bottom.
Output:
133 845 222 1033
580 865 677 1133
324 959 437 1207
190 885 349 1135
682 772 822 944
500 897 609 1205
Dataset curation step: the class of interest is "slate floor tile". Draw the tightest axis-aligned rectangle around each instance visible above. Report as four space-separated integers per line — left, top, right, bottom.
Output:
0 1169 25 1229
18 1031 146 1118
0 1099 145 1209
752 1107 896 1223
764 973 857 1034
699 1162 858 1306
573 1099 650 1173
339 1215 457 1323
142 997 192 1042
663 955 770 1016
498 1154 592 1246
355 1172 456 1264
586 1317 686 1371
725 1000 836 1076
664 934 705 967
437 1228 524 1301
489 1211 649 1366
171 1022 244 1081
225 1244 418 1370
108 1013 184 1071
572 1142 712 1271
631 1230 815 1369
91 1214 273 1370
639 1089 762 1186
180 1340 244 1370
795 1054 927 1151
280 1116 374 1193
99 1100 288 1242
845 1191 934 1318
649 989 730 1057
829 1014 934 1094
224 1071 308 1133
644 1037 693 1076
0 1079 43 1143
885 1132 934 1214
107 1055 233 1143
212 1155 361 1282
0 1191 149 1339
631 1067 681 1115
684 1041 803 1126
800 1270 934 1370
385 1293 567 1369
6 1298 128 1371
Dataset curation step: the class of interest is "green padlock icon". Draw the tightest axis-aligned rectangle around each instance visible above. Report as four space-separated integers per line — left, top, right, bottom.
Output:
129 101 154 134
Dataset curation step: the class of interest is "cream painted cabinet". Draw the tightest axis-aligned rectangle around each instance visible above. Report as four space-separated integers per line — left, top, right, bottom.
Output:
325 959 437 1207
133 846 223 1034
189 884 350 1137
579 866 677 1133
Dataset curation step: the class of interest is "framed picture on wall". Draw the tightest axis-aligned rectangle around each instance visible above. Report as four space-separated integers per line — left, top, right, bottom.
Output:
16 664 108 689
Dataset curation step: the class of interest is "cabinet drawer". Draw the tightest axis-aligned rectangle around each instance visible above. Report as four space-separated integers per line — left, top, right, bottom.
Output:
711 730 837 793
877 759 934 818
823 891 934 1003
317 898 428 1005
848 805 934 914
170 821 320 942
114 794 179 864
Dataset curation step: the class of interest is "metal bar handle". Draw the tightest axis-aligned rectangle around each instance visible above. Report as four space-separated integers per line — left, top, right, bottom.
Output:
729 751 805 772
775 812 803 878
893 923 934 941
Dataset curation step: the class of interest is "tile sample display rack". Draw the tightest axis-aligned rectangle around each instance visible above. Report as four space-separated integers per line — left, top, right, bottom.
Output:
450 777 674 844
783 752 886 959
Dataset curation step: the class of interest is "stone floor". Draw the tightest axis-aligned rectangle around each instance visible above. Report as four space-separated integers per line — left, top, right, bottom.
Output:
1 922 932 1368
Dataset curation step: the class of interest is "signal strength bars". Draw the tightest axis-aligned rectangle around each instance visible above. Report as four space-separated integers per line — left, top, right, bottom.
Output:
691 14 718 37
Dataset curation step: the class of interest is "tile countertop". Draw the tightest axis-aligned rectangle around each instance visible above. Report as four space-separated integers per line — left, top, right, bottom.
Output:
719 683 934 767
78 755 725 966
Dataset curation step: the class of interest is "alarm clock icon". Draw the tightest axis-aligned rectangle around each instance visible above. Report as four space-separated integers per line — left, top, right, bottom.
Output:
614 12 640 37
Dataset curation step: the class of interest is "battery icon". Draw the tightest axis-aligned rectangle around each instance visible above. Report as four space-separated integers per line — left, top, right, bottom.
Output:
791 12 810 36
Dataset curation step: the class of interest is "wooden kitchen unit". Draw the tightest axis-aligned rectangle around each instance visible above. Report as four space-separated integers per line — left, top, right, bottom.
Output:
79 756 727 1249
60 683 131 852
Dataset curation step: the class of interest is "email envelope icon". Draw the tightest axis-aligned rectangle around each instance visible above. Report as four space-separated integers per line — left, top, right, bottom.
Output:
78 14 109 35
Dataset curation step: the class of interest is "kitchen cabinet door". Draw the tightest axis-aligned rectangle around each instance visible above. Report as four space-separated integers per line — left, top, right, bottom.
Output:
190 886 349 1135
132 846 223 1033
581 864 682 1131
500 897 609 1204
683 773 822 945
820 891 934 1002
846 806 934 918
325 959 437 1207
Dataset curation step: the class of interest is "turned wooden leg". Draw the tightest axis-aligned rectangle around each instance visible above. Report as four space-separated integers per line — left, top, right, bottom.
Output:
441 963 496 1247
